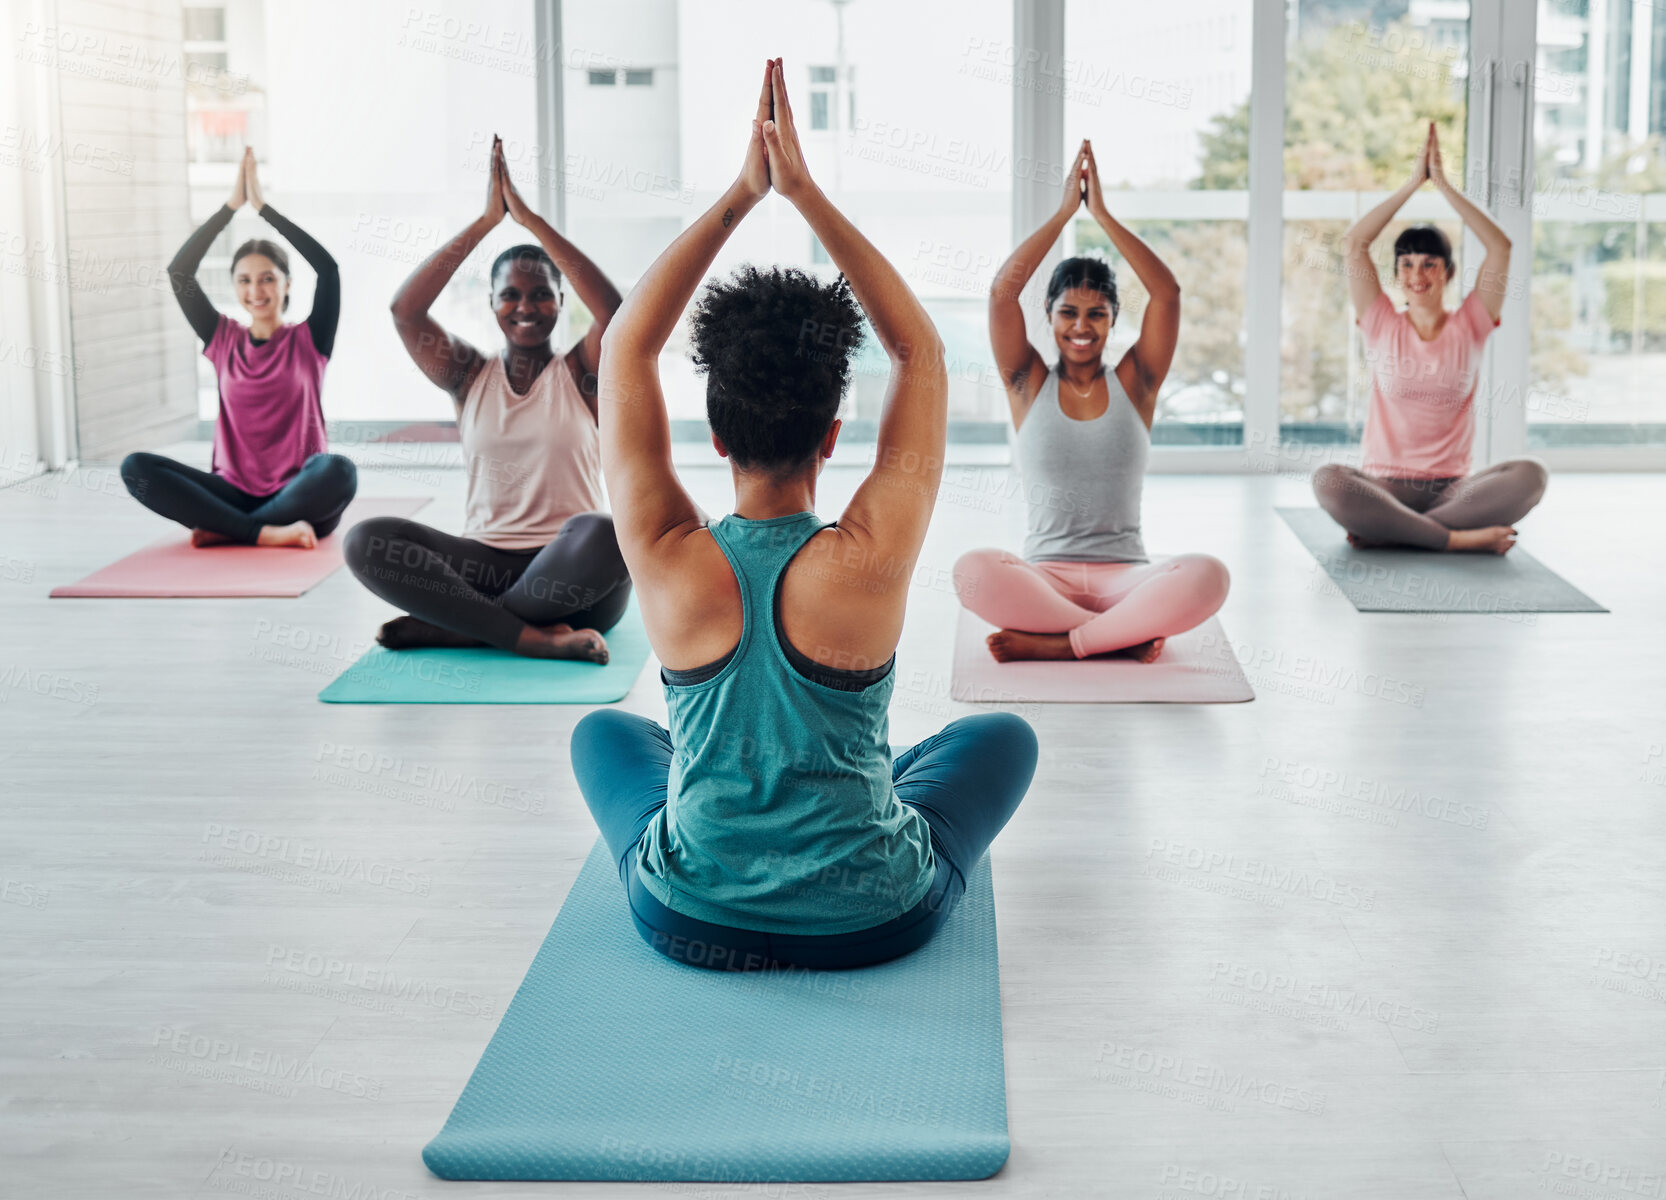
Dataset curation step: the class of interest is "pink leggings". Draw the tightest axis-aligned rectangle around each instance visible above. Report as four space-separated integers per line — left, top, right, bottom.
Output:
953 550 1231 658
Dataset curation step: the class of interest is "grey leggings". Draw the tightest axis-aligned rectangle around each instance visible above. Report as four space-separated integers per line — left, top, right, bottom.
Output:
1311 459 1549 550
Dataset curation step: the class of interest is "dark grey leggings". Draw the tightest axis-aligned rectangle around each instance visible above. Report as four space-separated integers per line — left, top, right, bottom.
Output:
1312 459 1549 550
120 451 358 543
342 512 632 651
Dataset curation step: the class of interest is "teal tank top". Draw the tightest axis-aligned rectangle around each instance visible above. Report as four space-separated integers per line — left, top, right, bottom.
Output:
634 511 936 935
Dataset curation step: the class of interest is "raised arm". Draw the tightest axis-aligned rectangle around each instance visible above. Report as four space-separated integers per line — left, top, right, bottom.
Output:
1083 140 1178 423
989 140 1088 423
755 62 946 565
166 166 243 345
244 149 341 358
597 64 774 569
499 145 622 394
1427 123 1511 323
1340 135 1427 321
388 136 505 406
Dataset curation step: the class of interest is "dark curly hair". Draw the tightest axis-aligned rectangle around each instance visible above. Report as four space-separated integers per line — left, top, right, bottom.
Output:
688 265 865 473
490 244 562 293
1392 225 1453 278
231 238 291 312
1045 255 1118 322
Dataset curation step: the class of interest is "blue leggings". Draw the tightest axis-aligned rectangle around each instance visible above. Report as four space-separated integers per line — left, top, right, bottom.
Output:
570 711 1038 971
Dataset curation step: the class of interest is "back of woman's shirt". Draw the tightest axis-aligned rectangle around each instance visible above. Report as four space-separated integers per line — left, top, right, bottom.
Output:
634 510 936 936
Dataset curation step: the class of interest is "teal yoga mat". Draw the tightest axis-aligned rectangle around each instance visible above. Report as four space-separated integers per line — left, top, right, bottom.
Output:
1278 507 1607 614
422 839 1010 1182
318 601 651 704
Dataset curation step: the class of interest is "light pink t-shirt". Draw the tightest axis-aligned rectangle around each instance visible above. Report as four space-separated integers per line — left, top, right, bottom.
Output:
459 353 606 550
1357 289 1499 480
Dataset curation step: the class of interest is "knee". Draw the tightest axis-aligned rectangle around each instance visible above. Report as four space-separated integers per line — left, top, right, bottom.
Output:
571 710 651 773
566 511 627 568
343 516 402 573
952 547 1006 605
314 453 357 496
120 451 157 486
967 711 1039 777
1311 463 1348 505
1175 553 1231 608
1513 457 1549 506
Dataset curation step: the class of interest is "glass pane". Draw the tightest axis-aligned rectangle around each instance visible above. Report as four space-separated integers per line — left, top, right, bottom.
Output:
564 1 1012 428
1530 0 1666 446
1280 2 1471 442
1064 3 1253 443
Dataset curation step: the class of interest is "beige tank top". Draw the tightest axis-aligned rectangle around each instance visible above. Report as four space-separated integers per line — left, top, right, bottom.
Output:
459 353 606 550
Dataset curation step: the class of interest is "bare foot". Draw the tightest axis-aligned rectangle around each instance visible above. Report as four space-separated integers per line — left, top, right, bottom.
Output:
1108 637 1165 663
1346 532 1389 550
190 528 234 548
1444 525 1517 555
376 615 487 650
516 623 609 663
255 520 318 549
987 630 1074 662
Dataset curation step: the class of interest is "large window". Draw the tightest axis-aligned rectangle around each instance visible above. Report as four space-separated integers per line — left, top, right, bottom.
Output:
1280 2 1472 443
1529 0 1666 446
564 0 1012 429
1064 3 1252 445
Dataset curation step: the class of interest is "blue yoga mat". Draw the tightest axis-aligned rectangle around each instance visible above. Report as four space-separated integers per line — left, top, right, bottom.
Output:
318 602 652 704
423 839 1010 1182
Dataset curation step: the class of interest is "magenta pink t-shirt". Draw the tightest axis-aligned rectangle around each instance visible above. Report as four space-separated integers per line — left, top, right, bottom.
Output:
1357 289 1499 480
205 314 329 497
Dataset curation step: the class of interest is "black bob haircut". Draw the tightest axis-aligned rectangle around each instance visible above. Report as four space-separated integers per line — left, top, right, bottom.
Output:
1045 255 1119 322
490 244 563 294
689 265 865 474
231 239 292 312
1392 225 1454 277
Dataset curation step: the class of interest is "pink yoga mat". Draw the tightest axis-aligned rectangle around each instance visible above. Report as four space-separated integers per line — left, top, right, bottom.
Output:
50 496 431 598
950 609 1255 704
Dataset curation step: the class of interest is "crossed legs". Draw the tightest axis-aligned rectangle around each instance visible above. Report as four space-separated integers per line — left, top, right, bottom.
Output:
1311 459 1548 553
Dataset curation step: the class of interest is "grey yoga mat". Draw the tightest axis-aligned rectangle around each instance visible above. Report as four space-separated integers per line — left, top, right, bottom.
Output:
1277 507 1606 613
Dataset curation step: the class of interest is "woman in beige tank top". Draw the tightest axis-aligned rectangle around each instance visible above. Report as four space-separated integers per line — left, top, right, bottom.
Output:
346 137 632 661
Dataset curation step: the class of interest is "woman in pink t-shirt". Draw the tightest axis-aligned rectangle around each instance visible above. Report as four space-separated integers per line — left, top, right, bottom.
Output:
122 148 356 549
1312 123 1547 554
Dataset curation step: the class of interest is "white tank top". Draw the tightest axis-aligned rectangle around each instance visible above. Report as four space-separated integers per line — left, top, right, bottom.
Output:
459 354 606 550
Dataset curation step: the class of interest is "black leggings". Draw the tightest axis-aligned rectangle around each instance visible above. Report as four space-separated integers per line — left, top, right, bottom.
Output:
342 513 633 651
119 451 358 543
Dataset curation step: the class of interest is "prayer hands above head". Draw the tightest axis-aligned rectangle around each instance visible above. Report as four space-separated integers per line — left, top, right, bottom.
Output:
760 59 814 201
1425 122 1450 189
228 147 249 210
497 138 535 226
483 134 508 224
1083 139 1109 218
1057 140 1088 220
242 147 266 211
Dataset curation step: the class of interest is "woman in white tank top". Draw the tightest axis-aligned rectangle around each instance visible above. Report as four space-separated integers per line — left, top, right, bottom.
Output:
344 137 632 661
953 140 1230 663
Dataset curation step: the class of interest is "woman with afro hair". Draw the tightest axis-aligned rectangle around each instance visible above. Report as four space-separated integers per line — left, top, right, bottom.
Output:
571 59 1037 972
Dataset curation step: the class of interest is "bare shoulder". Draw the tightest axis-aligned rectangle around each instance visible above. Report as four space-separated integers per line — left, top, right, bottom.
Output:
633 522 743 672
777 524 910 673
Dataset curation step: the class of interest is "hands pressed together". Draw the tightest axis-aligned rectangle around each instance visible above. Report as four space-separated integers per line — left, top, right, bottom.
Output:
1056 139 1110 222
481 134 539 228
227 146 264 211
740 58 814 203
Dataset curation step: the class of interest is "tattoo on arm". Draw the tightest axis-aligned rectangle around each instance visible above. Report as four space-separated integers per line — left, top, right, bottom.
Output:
721 208 734 228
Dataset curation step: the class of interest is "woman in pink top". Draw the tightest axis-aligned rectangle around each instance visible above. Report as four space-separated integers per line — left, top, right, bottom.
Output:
1312 123 1547 554
345 138 629 662
122 149 356 549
